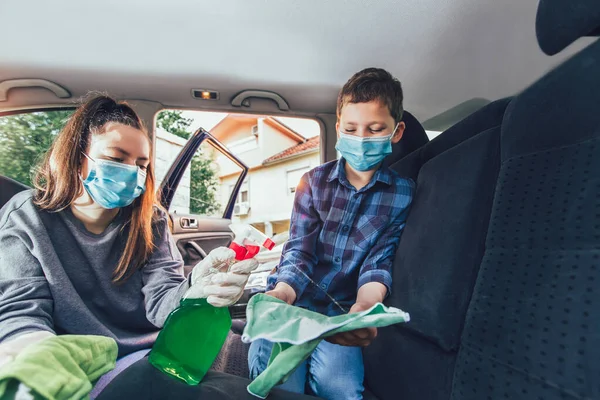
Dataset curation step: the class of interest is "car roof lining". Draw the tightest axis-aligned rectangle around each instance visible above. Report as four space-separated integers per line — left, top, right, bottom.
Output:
0 0 596 125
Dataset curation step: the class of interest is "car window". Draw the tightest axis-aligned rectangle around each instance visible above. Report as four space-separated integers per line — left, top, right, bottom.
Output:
155 110 321 238
426 130 442 140
0 110 74 186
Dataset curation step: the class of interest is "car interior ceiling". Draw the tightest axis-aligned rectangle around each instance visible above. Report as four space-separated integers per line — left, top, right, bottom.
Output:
1 0 599 399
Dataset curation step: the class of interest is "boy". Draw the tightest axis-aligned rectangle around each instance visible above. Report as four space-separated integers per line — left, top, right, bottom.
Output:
248 68 414 400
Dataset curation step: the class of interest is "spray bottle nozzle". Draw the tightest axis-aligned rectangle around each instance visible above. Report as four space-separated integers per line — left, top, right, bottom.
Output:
229 224 275 261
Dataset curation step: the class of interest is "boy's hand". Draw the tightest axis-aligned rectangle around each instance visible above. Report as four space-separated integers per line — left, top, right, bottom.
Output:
326 282 387 347
326 302 378 347
265 282 297 305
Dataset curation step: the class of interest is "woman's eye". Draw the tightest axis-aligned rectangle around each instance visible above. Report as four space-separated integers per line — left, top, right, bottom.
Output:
138 165 148 171
108 157 124 162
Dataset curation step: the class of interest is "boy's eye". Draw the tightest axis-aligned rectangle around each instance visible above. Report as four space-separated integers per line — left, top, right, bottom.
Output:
343 129 356 133
370 129 384 133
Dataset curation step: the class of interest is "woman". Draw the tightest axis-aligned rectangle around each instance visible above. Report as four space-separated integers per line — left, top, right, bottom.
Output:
0 94 257 396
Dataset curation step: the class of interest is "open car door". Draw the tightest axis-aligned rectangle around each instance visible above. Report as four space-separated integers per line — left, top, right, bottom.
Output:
158 128 254 318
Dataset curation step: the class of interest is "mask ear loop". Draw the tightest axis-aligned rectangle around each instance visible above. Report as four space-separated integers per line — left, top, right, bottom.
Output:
390 123 399 138
79 152 95 181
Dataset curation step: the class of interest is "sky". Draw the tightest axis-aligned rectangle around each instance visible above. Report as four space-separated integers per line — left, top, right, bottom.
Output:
180 110 320 138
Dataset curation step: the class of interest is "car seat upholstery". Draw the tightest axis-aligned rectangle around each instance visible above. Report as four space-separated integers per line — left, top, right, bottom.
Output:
535 0 600 56
452 1 600 399
364 0 600 399
211 326 250 379
382 110 429 167
0 175 29 210
363 98 512 400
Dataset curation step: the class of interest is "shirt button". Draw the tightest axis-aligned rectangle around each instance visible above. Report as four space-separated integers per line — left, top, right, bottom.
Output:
334 256 341 263
342 225 349 233
320 283 327 290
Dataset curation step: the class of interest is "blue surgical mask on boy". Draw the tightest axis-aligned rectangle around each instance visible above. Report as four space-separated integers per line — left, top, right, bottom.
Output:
81 153 147 209
335 124 398 171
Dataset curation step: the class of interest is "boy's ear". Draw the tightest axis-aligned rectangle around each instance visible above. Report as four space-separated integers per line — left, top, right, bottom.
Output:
391 122 405 144
335 122 340 138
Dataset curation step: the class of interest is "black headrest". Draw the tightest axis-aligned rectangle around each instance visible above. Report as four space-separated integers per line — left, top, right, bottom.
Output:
536 0 600 55
382 110 429 167
0 175 29 209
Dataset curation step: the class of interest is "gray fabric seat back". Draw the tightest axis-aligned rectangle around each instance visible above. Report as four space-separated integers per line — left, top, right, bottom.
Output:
382 110 429 167
0 175 29 210
452 1 600 399
363 98 511 400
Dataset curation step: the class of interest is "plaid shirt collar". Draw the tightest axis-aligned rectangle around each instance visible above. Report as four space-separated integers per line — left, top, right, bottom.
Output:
327 158 393 191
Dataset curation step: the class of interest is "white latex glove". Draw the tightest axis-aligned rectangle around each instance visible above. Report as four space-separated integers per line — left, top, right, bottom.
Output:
185 247 259 307
0 331 55 369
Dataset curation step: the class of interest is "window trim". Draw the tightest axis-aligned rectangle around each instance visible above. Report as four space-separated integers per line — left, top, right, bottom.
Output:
232 179 249 206
159 128 249 219
0 106 76 118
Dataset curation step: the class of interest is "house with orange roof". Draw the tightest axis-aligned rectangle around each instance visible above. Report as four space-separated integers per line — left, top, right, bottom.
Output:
209 114 320 236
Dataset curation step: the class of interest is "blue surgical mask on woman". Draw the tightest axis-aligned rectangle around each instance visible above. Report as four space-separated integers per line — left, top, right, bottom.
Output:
81 153 147 209
335 124 398 171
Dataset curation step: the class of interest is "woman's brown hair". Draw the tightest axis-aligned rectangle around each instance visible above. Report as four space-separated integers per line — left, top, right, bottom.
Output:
34 93 159 283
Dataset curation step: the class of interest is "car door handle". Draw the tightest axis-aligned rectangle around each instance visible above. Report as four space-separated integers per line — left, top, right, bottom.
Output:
180 217 198 229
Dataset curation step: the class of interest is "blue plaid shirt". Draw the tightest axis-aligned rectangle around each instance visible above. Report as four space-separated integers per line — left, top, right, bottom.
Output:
268 159 414 316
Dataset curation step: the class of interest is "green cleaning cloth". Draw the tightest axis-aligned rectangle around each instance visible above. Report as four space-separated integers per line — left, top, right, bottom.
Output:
242 294 410 398
0 335 118 400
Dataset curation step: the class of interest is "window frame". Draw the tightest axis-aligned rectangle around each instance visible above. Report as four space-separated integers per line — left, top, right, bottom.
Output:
159 128 249 219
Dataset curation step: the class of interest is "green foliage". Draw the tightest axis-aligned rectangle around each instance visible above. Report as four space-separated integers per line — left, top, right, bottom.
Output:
0 110 73 186
156 110 193 140
189 154 221 215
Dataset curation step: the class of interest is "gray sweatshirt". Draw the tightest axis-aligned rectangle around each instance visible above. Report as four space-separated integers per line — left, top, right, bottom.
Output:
0 191 190 357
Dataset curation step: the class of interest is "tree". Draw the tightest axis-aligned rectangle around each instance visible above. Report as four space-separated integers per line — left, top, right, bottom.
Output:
0 111 73 186
156 111 221 215
189 154 221 215
156 110 193 140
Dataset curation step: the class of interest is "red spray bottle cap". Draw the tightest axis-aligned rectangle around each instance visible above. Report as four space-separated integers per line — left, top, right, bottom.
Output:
228 224 275 261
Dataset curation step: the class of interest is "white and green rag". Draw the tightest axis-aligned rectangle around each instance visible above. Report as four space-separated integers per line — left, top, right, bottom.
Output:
242 294 410 398
0 335 117 400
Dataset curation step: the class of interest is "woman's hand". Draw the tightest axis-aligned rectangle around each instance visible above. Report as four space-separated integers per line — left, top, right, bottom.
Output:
185 247 259 307
0 331 55 368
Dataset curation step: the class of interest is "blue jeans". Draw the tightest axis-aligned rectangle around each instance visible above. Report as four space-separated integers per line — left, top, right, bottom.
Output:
248 339 364 400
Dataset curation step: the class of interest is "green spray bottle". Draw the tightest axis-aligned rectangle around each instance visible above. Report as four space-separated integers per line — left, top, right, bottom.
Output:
149 224 275 385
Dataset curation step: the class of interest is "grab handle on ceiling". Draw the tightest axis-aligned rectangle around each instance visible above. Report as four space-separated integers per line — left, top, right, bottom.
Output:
0 79 71 102
231 90 290 111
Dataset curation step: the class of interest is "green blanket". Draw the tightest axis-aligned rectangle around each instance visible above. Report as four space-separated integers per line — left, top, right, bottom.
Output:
0 335 117 400
242 294 410 398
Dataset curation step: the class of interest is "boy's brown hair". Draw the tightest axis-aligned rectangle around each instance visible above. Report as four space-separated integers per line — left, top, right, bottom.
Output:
337 67 404 122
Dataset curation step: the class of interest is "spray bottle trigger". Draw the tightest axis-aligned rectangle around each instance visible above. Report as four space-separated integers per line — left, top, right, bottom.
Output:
243 245 260 259
229 242 248 261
